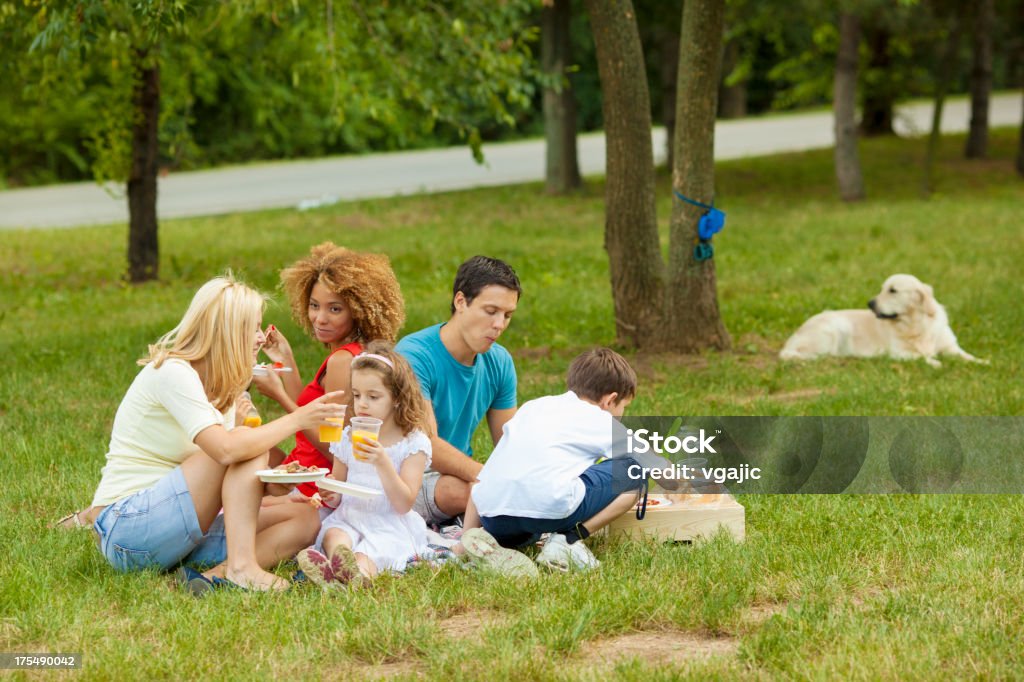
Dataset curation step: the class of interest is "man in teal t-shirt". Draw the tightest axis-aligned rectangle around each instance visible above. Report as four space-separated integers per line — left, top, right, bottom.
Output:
397 256 521 525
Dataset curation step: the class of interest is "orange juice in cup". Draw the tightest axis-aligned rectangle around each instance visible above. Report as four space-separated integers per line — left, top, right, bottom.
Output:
350 417 383 461
319 404 347 443
241 391 261 427
319 418 344 442
352 431 379 460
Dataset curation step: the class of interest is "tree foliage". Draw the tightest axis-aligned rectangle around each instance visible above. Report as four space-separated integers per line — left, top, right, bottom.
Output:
2 0 538 186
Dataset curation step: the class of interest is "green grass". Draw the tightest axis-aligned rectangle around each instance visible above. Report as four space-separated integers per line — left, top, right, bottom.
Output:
1 129 1023 680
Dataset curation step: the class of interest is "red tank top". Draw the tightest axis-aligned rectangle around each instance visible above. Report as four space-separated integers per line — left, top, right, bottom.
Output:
282 341 362 497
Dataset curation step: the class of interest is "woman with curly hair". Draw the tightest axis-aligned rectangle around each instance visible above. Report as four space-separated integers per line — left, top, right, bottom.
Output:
252 242 405 501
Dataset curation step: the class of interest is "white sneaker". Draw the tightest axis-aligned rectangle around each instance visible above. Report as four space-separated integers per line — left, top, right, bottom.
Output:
536 534 600 572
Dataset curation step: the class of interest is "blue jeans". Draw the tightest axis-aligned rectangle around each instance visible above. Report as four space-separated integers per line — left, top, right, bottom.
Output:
94 467 227 572
480 459 639 548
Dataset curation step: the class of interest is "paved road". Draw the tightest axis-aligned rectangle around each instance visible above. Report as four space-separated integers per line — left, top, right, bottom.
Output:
1 94 1020 230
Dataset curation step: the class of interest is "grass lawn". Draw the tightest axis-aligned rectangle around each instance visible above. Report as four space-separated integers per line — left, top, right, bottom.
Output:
1 129 1023 680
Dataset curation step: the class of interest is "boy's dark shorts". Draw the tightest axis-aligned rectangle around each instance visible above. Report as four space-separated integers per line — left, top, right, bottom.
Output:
480 457 641 548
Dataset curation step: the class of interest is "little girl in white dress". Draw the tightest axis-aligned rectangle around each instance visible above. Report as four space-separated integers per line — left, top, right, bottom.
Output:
297 342 432 587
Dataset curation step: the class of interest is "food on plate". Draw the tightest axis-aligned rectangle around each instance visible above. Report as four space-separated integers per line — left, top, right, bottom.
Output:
275 462 320 474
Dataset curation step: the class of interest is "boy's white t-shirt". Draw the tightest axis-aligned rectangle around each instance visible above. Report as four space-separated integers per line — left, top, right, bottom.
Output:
472 391 614 519
91 359 233 506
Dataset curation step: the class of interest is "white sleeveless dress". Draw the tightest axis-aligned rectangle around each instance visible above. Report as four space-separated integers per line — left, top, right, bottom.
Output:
318 427 431 572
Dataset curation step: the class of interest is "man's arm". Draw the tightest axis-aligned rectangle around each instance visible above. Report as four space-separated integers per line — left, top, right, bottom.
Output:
486 406 516 447
422 399 482 481
430 437 483 481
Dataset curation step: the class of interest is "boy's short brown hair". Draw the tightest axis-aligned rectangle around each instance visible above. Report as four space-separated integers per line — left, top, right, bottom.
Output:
566 348 637 403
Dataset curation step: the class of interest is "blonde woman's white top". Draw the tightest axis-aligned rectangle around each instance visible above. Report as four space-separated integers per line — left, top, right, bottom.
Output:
92 359 233 506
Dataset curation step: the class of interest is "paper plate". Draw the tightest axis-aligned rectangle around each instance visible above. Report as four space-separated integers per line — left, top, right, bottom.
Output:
256 468 329 484
316 478 382 499
253 364 293 376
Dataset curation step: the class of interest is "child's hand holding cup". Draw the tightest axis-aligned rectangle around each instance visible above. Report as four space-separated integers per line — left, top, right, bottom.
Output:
351 417 383 462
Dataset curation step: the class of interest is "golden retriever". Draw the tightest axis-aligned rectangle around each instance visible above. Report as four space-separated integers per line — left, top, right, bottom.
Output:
779 274 986 368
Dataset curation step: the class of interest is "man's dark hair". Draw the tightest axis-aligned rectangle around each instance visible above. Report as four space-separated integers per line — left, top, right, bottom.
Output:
450 256 522 314
567 348 637 403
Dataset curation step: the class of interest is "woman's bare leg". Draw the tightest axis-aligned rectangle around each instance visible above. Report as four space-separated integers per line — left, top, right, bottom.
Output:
253 503 320 569
205 503 319 580
219 452 290 589
179 450 230 532
180 450 287 590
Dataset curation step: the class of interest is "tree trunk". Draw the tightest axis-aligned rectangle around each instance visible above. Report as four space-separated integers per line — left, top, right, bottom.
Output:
585 0 664 347
659 22 680 167
719 37 747 119
665 0 730 352
834 12 865 202
860 25 894 136
127 50 160 283
965 0 994 159
1016 88 1024 177
543 0 582 193
923 24 963 196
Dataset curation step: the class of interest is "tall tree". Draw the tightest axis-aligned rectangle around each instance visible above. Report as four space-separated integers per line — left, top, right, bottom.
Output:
719 35 748 119
543 0 582 193
834 11 865 202
32 2 190 282
126 49 160 282
585 0 663 348
668 0 731 351
1017 87 1024 176
1016 0 1024 177
586 0 728 352
860 21 894 136
923 11 964 195
965 0 995 159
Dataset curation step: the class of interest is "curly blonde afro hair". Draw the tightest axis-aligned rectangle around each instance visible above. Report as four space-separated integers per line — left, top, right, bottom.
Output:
280 242 405 344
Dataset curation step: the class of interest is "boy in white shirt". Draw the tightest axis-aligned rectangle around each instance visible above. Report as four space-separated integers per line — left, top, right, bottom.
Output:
464 348 640 572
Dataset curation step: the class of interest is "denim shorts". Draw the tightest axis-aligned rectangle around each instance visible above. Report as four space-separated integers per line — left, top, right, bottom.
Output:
93 467 227 573
481 458 640 548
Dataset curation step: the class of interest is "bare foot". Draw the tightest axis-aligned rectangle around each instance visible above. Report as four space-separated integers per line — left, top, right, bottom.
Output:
202 564 227 581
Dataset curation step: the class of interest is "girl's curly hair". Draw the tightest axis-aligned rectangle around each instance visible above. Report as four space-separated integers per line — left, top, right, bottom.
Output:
280 242 405 344
351 341 434 438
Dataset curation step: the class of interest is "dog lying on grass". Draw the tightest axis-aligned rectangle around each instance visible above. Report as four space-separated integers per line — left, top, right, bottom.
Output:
779 274 987 368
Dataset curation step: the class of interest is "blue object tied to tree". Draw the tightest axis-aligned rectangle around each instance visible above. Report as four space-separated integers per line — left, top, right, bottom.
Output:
673 190 725 261
697 206 725 240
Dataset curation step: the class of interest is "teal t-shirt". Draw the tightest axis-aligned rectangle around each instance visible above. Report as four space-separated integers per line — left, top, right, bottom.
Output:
396 323 517 456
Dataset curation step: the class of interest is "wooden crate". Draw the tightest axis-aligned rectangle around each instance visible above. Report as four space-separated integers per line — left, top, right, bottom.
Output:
605 492 745 543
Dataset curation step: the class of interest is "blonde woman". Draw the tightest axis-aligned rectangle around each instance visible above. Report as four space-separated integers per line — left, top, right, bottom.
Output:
74 275 345 592
252 242 404 501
